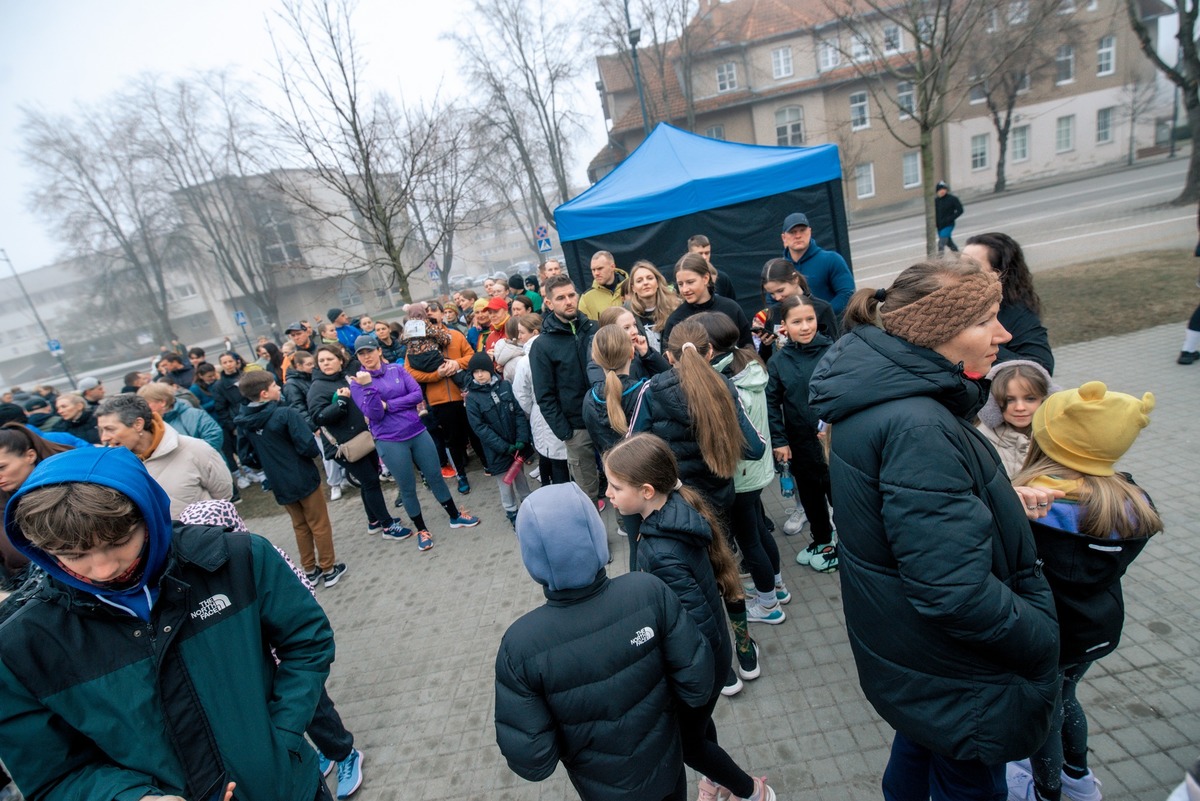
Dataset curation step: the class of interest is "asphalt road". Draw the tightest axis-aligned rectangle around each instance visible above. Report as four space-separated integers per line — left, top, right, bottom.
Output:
848 156 1197 286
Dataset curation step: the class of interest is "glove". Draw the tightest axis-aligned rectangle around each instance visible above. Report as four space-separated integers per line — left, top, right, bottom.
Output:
507 444 519 455
514 441 526 452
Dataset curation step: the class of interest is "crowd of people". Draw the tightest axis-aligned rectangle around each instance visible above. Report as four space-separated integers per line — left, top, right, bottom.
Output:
0 211 1168 801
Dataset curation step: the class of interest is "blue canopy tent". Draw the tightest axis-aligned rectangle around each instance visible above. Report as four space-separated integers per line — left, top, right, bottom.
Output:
554 124 850 317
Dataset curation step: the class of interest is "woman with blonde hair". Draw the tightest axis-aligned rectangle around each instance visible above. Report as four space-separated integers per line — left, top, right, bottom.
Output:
624 260 681 353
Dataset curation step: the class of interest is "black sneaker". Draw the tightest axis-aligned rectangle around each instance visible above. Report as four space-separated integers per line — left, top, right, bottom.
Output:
322 563 348 587
304 567 323 587
1178 350 1199 365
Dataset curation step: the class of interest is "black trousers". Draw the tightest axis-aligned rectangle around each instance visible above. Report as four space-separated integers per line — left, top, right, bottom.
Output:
307 686 354 762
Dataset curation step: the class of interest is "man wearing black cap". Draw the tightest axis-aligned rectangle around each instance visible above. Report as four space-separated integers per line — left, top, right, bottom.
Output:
285 321 317 356
23 397 64 433
781 212 856 317
326 308 364 351
935 181 964 254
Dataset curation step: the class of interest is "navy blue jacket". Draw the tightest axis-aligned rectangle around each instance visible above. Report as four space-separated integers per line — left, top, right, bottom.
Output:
235 401 322 505
464 376 532 474
782 241 856 316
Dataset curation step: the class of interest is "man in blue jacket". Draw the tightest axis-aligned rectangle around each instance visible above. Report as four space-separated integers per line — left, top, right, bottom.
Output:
780 212 856 317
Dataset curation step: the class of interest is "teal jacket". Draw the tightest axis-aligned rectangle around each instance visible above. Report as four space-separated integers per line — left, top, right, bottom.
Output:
0 447 334 801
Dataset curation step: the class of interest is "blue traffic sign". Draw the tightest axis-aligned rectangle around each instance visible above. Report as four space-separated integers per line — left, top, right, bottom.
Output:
47 339 62 354
234 310 248 326
537 238 553 253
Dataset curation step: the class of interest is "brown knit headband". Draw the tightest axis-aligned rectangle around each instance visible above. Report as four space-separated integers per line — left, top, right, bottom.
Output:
879 270 1002 349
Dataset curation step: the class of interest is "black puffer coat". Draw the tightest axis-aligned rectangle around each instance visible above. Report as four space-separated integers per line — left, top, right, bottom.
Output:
636 492 731 702
463 376 532 474
211 372 245 430
283 367 315 429
495 570 713 801
631 369 765 511
660 294 752 351
306 367 373 462
529 312 598 441
765 334 831 449
998 302 1054 375
581 374 647 456
808 324 1060 765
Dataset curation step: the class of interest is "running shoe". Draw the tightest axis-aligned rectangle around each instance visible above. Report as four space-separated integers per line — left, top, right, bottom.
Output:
416 530 433 551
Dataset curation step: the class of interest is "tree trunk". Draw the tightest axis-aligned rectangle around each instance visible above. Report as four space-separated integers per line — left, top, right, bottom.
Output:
921 126 938 255
994 133 1009 194
1175 98 1200 205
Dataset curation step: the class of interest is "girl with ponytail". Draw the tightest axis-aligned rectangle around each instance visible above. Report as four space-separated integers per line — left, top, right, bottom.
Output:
581 324 646 455
604 434 776 801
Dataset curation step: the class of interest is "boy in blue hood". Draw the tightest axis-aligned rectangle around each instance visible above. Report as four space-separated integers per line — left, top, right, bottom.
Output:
494 483 714 801
0 447 336 801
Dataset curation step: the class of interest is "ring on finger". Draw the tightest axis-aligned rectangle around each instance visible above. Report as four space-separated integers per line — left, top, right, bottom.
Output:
1026 505 1036 510
1037 502 1049 508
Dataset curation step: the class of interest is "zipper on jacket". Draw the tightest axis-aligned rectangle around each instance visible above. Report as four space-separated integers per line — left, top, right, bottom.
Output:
1033 558 1043 578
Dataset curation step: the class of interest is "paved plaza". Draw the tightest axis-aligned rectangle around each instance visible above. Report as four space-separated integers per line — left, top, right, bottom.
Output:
241 320 1200 801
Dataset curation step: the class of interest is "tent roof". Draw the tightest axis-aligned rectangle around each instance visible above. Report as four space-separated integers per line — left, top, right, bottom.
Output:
555 123 841 242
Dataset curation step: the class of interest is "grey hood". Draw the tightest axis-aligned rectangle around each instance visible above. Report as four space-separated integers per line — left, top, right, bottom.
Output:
515 483 608 591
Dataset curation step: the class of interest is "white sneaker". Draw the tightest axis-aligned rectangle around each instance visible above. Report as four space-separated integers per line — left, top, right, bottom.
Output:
330 485 343 501
530 466 541 482
1060 769 1102 801
746 601 786 624
782 506 807 536
236 475 251 490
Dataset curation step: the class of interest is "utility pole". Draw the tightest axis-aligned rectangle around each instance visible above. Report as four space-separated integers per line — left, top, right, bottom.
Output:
0 249 76 389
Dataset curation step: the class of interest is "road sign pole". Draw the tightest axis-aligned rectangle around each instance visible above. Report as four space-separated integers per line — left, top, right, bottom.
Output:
0 249 76 389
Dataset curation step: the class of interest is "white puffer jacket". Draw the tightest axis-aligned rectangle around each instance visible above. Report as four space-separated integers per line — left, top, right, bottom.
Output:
509 336 568 461
143 423 234 516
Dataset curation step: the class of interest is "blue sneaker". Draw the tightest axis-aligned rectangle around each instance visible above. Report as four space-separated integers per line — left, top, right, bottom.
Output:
457 477 471 494
381 522 413 541
449 511 480 528
318 752 334 778
417 530 434 551
336 748 364 798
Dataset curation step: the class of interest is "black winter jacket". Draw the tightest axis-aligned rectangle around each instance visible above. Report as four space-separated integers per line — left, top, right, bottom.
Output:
935 191 964 229
660 294 752 352
757 298 839 364
636 493 731 702
582 374 647 456
631 369 765 511
808 324 1060 765
64 406 101 444
766 334 831 449
306 368 374 461
211 372 245 430
235 402 322 505
998 302 1055 374
464 376 532 474
495 570 713 801
283 368 315 429
529 312 598 441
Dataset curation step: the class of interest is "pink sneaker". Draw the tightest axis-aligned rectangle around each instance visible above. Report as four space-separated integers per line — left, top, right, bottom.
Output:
733 777 775 801
697 776 731 801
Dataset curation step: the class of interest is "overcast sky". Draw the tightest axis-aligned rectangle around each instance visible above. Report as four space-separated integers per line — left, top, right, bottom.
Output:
0 0 605 273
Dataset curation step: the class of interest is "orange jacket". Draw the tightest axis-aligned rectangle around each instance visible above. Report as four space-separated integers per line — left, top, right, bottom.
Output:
405 328 475 405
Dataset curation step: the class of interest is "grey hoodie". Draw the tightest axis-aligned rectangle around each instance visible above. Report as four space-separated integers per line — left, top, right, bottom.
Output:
516 483 608 591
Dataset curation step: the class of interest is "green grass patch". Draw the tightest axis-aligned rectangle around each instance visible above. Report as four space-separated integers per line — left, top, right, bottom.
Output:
1039 249 1199 346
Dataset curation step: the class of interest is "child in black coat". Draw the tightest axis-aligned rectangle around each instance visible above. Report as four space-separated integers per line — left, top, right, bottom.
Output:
464 352 533 526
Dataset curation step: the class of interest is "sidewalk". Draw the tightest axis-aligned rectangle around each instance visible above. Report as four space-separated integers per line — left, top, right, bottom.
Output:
243 320 1199 801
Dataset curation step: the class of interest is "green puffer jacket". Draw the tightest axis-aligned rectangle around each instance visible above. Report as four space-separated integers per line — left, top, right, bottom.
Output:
714 353 773 493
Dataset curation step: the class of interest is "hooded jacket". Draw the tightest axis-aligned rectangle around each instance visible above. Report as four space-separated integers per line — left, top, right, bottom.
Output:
755 298 839 363
808 324 1060 765
282 366 316 429
714 353 775 493
529 312 598 441
495 484 713 801
348 362 426 443
781 240 856 317
975 359 1060 478
235 401 322 505
582 373 646 456
464 375 532 474
142 423 234 517
997 302 1055 375
510 334 568 461
578 268 628 321
211 371 246 429
766 334 832 451
635 492 731 701
162 402 224 453
0 448 333 801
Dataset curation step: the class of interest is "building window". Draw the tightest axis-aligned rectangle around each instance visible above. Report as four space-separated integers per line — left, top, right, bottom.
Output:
1097 106 1114 143
969 64 987 103
1056 45 1075 83
1017 71 1031 93
775 106 805 146
917 16 934 43
716 62 738 92
850 92 870 130
166 283 198 302
819 40 840 71
253 201 304 267
902 152 921 188
1059 0 1076 12
971 133 989 170
1056 115 1075 152
897 81 915 117
855 163 875 198
1097 35 1115 76
337 282 363 308
1009 0 1029 24
852 34 871 61
705 125 726 140
986 9 999 32
1012 125 1030 161
883 24 902 54
772 46 794 79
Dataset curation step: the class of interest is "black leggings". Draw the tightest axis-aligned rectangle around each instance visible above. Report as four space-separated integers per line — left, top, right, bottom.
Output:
790 432 834 544
539 455 571 485
730 489 780 593
341 455 393 529
428 401 471 477
676 694 754 798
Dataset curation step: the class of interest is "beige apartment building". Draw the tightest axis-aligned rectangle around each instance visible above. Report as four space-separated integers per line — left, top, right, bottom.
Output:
592 0 1169 216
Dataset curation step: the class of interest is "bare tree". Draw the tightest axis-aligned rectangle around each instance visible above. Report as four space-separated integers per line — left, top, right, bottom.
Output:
450 0 585 229
974 1 1083 192
1119 69 1163 165
264 0 439 302
20 105 178 343
1127 0 1200 203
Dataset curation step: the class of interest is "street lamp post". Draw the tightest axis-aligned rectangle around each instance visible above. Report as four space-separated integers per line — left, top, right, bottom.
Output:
0 249 76 389
624 0 651 137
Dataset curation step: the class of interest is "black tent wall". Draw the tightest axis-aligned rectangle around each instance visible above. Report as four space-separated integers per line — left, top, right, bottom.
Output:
560 178 850 320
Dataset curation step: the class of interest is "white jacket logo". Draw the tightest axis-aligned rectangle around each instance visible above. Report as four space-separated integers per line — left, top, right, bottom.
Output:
630 626 655 647
191 594 232 620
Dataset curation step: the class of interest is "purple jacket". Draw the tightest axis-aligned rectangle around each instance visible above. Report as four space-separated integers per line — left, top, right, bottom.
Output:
348 363 426 442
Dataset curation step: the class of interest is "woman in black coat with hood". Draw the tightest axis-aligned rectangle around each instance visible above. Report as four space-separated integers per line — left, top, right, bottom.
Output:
808 256 1061 800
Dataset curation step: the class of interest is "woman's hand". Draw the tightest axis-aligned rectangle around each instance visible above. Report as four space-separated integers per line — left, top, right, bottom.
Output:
352 371 372 386
632 334 649 357
758 331 776 347
1013 486 1067 520
773 445 791 462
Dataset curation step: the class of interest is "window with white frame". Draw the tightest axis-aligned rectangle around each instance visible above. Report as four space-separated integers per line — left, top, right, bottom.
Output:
985 9 999 32
883 24 902 53
705 124 726 140
1056 45 1075 83
1059 0 1076 13
897 81 915 117
1012 125 1030 161
1097 106 1114 143
1056 114 1075 152
852 34 871 60
1008 0 1029 24
819 40 840 71
772 46 794 78
855 162 875 198
337 282 363 308
902 152 921 188
971 133 989 170
850 92 870 130
775 106 805 146
969 64 987 103
716 62 738 92
1097 35 1115 76
1017 71 1032 93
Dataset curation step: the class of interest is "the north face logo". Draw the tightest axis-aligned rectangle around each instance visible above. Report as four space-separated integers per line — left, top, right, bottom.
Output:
191 594 232 620
630 626 655 647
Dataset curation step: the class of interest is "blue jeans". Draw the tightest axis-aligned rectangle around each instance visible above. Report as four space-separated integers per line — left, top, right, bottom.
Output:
882 731 1005 801
375 432 451 522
